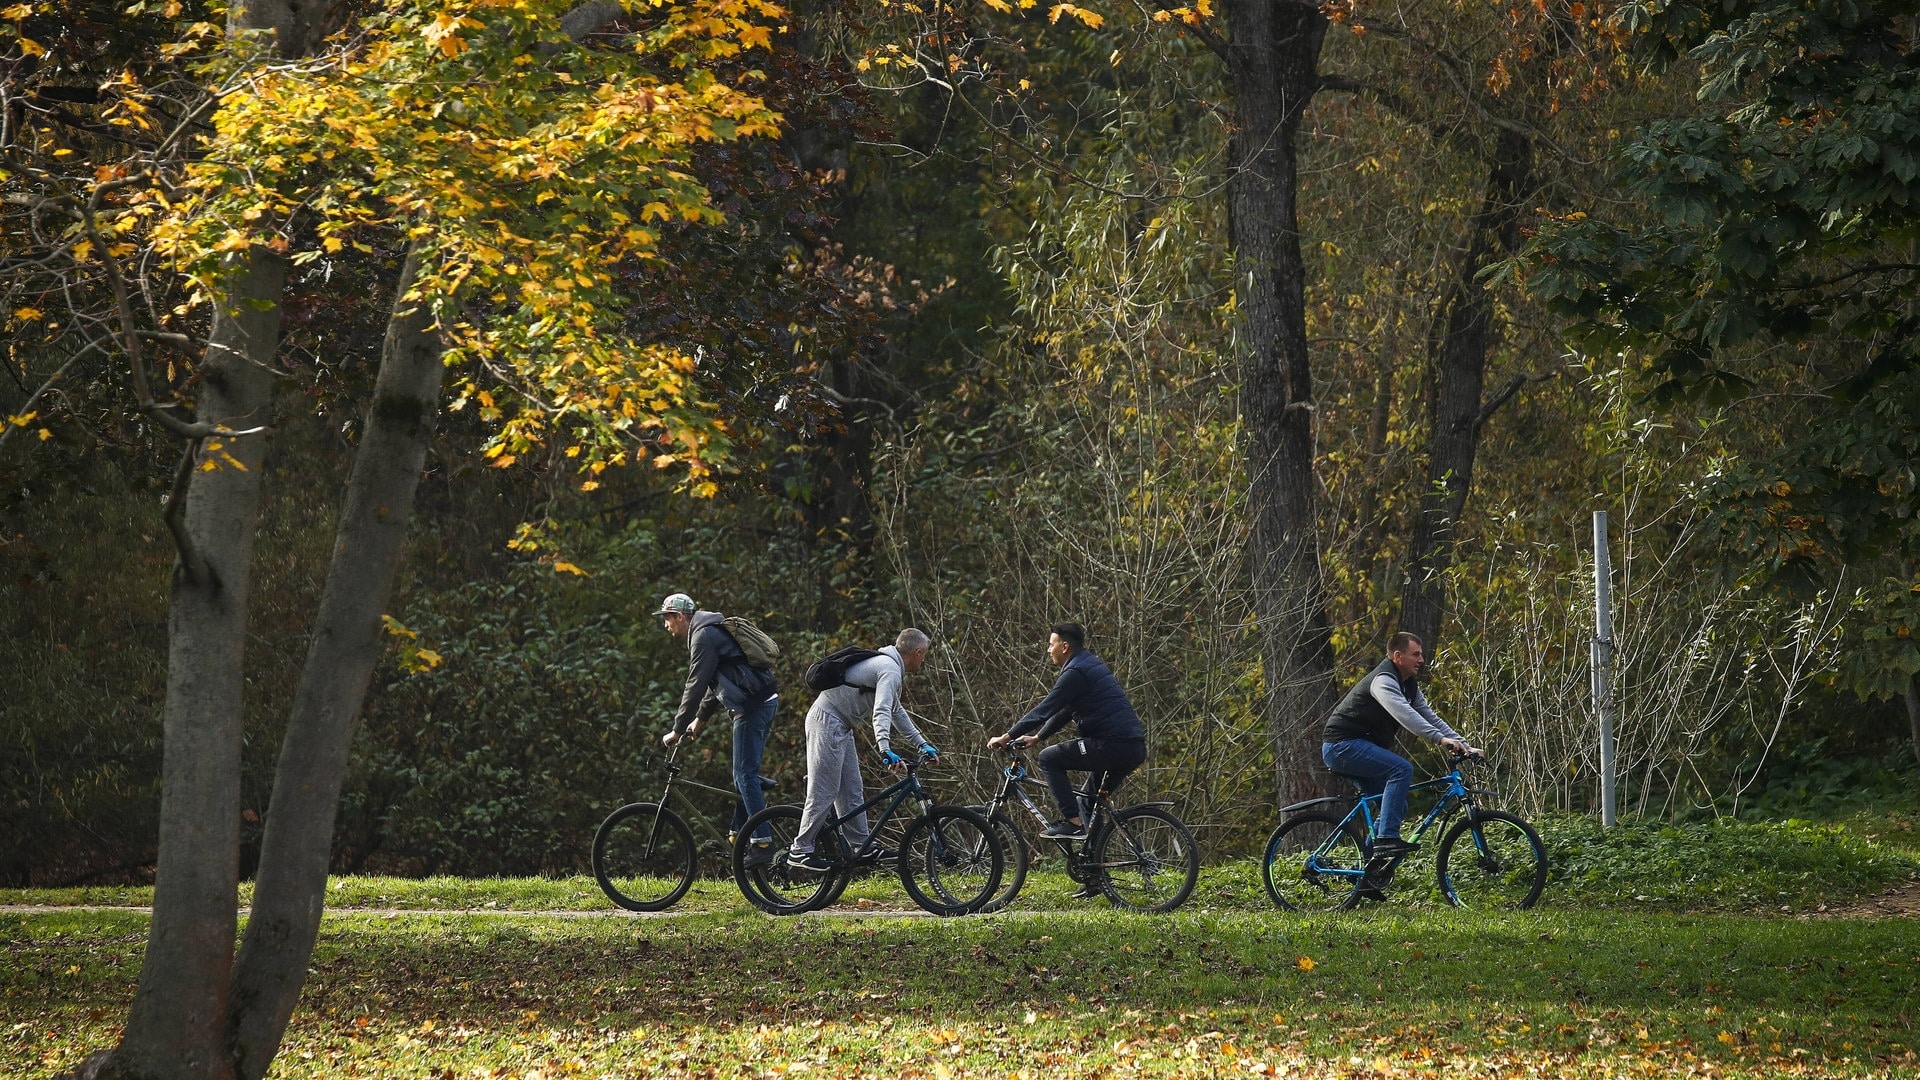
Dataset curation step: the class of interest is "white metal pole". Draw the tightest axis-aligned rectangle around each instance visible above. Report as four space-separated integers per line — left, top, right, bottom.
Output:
1593 510 1617 828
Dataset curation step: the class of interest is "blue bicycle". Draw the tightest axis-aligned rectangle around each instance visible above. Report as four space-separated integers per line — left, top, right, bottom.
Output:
1261 753 1546 912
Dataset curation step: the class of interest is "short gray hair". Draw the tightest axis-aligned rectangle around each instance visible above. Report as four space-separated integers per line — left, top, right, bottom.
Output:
896 628 931 654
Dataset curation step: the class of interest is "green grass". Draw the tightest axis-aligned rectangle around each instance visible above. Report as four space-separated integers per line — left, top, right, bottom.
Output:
4 904 1916 1078
6 815 1916 1077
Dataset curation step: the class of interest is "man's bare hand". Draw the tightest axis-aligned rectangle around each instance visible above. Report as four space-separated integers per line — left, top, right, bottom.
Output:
987 733 1010 750
1013 735 1040 749
661 730 681 748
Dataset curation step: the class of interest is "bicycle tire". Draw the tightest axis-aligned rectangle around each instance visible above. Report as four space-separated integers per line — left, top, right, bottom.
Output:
1436 808 1547 910
1261 811 1367 913
592 802 695 912
732 804 839 915
1093 805 1199 913
968 807 1029 914
897 805 1003 916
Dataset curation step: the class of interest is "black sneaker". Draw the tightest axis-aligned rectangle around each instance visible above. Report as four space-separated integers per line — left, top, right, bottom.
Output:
1370 836 1418 858
1071 884 1102 900
1040 822 1088 840
786 850 834 873
743 843 775 869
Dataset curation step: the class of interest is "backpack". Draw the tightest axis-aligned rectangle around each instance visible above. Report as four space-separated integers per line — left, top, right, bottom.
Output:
721 615 779 671
804 645 886 692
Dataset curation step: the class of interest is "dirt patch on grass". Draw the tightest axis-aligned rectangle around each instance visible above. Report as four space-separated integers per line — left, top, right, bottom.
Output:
1817 876 1920 918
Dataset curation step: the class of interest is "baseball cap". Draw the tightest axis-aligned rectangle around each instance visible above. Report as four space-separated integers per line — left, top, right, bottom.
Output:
653 593 697 616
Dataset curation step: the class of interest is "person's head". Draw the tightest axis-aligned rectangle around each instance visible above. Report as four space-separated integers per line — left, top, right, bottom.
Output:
1047 621 1086 666
654 592 697 638
1387 631 1425 678
896 628 932 673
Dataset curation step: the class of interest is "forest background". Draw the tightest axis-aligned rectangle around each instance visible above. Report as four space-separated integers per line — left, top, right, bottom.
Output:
7 0 1920 889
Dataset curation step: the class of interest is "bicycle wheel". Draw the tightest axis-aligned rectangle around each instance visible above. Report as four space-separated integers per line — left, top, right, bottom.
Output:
898 805 1003 916
968 807 1029 914
1436 809 1547 910
1091 805 1199 913
732 804 840 915
1261 811 1366 913
593 802 695 912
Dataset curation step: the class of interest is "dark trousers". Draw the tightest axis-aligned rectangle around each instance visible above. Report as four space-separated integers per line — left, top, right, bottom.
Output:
1038 737 1146 821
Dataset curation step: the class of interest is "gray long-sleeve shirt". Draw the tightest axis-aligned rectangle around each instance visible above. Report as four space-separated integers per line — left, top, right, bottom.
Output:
1366 672 1462 744
811 645 926 753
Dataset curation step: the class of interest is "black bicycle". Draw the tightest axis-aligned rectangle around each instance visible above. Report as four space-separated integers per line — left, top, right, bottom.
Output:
971 747 1199 914
732 751 1004 916
1261 752 1546 912
591 737 775 912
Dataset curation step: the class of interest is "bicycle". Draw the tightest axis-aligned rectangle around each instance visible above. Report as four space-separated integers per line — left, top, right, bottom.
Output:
1260 752 1546 912
731 750 1004 917
970 747 1199 914
591 736 778 912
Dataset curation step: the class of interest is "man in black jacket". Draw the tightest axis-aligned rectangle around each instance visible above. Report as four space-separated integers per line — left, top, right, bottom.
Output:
987 622 1145 842
655 593 779 856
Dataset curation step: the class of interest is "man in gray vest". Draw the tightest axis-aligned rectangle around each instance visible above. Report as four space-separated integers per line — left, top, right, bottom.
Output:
786 628 940 872
1322 632 1480 888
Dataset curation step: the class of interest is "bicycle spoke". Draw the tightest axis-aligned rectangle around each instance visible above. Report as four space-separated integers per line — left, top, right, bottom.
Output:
1437 810 1547 910
1261 812 1365 913
1095 807 1198 913
593 803 695 912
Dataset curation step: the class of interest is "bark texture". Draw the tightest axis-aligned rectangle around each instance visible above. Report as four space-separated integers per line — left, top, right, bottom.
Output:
94 8 337 1079
1223 0 1341 806
1397 127 1534 650
103 252 285 1080
226 249 444 1080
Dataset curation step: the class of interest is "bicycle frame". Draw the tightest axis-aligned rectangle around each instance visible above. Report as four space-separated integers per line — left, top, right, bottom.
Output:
985 750 1121 863
1302 765 1475 886
816 758 936 862
644 742 752 859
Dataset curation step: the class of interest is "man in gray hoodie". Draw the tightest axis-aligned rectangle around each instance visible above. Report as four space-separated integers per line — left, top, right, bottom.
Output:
786 628 940 871
655 593 779 857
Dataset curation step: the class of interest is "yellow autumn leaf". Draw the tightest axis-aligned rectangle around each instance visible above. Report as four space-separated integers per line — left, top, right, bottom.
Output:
70 239 94 262
552 560 588 576
1295 956 1315 971
13 307 43 321
2 4 35 20
16 35 43 57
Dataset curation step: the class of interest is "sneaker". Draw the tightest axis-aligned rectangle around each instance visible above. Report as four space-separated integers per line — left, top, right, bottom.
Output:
743 842 775 869
1040 822 1088 840
1370 836 1418 858
1071 884 1102 900
728 831 740 847
786 850 834 873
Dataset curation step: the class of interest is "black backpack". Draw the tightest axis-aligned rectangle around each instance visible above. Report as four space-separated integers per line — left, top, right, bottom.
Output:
804 645 886 692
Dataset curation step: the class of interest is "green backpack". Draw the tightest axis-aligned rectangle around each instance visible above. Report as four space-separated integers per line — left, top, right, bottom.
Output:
722 616 780 670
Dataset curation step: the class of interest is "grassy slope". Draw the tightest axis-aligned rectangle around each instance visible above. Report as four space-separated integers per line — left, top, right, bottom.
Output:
5 896 1919 1078
6 815 1917 1077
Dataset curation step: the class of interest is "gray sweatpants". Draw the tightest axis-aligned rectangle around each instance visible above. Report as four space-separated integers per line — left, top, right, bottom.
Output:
792 702 870 855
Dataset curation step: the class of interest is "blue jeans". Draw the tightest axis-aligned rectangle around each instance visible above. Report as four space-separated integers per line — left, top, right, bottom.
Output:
731 695 777 840
1322 739 1414 841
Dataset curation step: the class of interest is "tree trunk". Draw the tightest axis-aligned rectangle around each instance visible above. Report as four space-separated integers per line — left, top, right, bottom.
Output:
92 10 335 1079
1906 677 1920 769
1223 0 1340 806
1397 127 1533 650
225 248 443 1080
102 251 285 1080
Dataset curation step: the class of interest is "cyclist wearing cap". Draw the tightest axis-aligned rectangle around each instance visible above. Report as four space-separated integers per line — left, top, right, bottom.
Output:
1323 631 1480 891
655 592 779 861
987 622 1145 843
